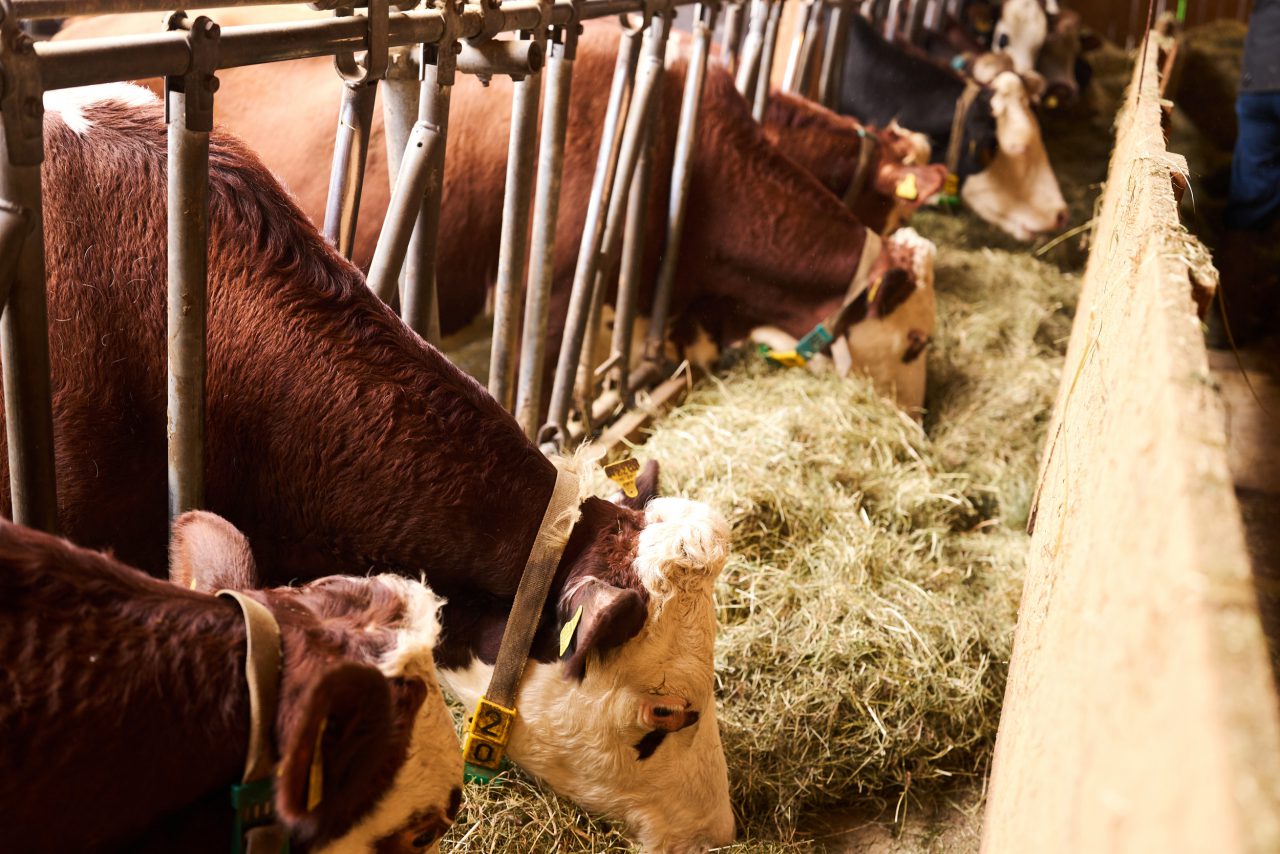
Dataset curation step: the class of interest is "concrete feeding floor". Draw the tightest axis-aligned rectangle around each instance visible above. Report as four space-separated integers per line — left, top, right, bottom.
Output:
1210 335 1280 684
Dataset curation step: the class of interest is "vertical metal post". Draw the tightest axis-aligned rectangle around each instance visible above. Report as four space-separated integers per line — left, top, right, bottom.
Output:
323 79 379 260
752 0 782 121
782 0 815 92
165 16 219 521
645 2 716 365
0 19 56 532
818 0 848 108
382 46 421 189
735 0 768 98
401 57 453 345
720 0 744 71
489 10 548 410
515 15 580 438
539 21 645 448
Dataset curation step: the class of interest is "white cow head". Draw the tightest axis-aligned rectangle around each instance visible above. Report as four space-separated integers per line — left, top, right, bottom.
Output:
442 497 734 853
170 512 464 854
992 0 1049 76
963 70 1069 241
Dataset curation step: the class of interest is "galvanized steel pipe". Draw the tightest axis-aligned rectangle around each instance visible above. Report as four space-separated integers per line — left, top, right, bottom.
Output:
818 0 848 107
751 0 781 121
400 60 452 344
323 79 379 259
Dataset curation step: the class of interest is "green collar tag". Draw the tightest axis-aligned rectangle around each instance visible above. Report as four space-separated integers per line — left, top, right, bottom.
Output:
229 778 289 854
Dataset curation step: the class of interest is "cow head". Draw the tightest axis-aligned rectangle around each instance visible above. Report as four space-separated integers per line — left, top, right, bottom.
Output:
1036 10 1099 110
992 0 1049 77
441 497 734 853
170 512 463 853
962 70 1069 241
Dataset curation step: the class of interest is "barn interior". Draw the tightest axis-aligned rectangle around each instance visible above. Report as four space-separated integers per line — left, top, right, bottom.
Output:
3 1 1278 853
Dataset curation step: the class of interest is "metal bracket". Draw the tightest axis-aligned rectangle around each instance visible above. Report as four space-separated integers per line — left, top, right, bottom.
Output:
334 0 390 84
0 0 45 167
550 0 584 62
164 13 220 133
426 0 462 87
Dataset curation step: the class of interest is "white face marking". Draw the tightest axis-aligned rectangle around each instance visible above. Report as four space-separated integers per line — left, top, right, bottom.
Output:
962 73 1068 241
317 577 462 854
43 82 158 136
993 0 1048 76
441 498 735 854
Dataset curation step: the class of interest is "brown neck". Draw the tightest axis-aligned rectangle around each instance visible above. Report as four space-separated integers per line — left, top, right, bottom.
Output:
0 524 250 853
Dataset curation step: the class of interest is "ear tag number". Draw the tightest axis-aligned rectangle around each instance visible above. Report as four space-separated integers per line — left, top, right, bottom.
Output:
895 172 919 201
559 605 584 657
604 458 641 498
463 697 517 784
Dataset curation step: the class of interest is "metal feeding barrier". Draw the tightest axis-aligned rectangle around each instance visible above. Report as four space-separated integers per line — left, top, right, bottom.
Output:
0 0 873 533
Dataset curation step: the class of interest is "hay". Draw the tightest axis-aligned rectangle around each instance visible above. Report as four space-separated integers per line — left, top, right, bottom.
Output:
441 240 1079 850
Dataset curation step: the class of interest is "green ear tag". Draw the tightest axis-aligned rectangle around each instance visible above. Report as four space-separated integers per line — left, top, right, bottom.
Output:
559 605 584 656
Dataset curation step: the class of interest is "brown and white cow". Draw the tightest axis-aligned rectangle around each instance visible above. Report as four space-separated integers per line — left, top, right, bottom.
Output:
0 511 460 853
22 84 732 853
56 14 937 412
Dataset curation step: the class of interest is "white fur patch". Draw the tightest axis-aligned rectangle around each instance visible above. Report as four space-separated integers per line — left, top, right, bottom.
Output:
374 575 446 680
634 497 731 603
43 82 158 136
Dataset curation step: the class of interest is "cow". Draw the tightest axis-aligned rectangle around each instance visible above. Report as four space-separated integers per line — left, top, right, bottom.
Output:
761 91 949 234
0 510 461 853
21 82 733 853
55 14 937 413
837 13 1069 241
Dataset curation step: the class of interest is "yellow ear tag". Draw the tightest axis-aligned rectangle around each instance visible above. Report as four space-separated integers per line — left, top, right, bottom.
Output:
559 604 584 656
604 458 641 499
307 718 325 812
895 172 919 201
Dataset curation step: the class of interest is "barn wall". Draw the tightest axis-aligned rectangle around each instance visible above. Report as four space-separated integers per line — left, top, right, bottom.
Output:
980 33 1280 854
1074 0 1253 48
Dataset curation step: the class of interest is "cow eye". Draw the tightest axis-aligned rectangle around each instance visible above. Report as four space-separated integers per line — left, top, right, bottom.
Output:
997 33 1010 49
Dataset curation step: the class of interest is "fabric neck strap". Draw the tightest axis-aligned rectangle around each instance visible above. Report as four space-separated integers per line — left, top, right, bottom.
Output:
483 465 581 709
842 128 880 211
946 81 984 180
218 590 282 784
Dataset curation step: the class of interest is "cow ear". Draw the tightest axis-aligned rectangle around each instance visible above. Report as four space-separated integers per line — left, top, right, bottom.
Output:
616 460 661 510
276 662 394 843
558 577 648 681
169 511 259 592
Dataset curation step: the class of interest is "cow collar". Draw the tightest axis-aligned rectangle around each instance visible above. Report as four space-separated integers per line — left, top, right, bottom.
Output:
218 590 289 854
462 464 581 783
842 127 880 211
945 80 984 191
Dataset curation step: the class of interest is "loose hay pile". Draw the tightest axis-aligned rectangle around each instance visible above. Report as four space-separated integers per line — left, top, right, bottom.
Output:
442 245 1079 851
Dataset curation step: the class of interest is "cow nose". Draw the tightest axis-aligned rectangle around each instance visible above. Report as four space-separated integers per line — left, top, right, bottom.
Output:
1054 209 1069 230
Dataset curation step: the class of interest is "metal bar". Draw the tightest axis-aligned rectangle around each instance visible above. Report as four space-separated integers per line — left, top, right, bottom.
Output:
781 0 814 92
400 59 452 344
15 0 359 19
795 0 824 95
0 162 56 532
489 64 543 409
458 37 543 77
751 0 781 121
734 0 767 98
818 0 847 108
539 23 643 448
323 79 379 259
166 87 210 519
720 0 744 71
514 25 575 438
645 2 714 364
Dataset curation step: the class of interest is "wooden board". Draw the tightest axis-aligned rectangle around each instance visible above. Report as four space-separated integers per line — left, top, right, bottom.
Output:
981 33 1280 854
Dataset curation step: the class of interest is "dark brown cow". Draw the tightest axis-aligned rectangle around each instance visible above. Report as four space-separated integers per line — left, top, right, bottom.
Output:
56 14 936 410
761 91 950 233
23 86 732 853
0 511 460 853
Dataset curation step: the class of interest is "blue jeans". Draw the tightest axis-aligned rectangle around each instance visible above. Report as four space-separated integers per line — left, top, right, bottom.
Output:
1227 91 1280 231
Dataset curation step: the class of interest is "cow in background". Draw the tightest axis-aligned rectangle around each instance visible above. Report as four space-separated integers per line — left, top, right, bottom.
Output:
0 511 461 853
18 84 733 853
838 14 1069 241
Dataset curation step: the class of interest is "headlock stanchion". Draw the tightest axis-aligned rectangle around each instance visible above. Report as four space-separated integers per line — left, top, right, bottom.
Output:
718 0 743 72
818 0 848 107
751 0 781 120
489 0 550 409
782 0 818 94
514 1 581 438
165 13 220 521
320 0 390 260
0 0 56 533
733 0 766 98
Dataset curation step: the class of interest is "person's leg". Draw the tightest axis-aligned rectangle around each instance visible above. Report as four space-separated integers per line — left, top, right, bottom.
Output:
1227 92 1280 232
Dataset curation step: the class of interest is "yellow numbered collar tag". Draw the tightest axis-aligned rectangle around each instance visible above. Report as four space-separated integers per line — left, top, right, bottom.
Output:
895 172 919 201
943 173 960 198
463 697 517 783
604 458 641 499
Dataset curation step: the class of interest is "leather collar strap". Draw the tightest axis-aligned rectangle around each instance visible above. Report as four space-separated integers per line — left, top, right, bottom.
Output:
485 465 581 709
946 81 984 180
219 590 283 784
842 128 880 212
